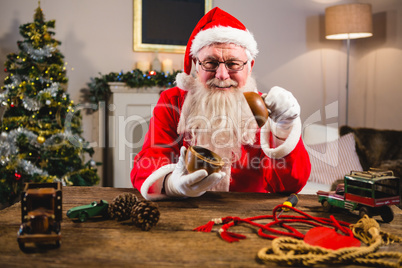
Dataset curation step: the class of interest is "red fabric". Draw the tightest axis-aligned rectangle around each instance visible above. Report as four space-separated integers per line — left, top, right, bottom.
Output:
183 7 247 75
130 87 311 194
304 227 360 249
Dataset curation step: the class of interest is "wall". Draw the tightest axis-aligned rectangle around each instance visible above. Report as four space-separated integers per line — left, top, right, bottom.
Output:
353 0 402 129
213 0 402 131
0 0 401 183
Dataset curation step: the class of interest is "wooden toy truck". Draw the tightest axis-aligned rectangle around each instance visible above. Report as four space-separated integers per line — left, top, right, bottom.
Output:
317 169 400 223
17 182 62 250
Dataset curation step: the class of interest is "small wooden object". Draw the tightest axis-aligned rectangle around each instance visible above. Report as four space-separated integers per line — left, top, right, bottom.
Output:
185 146 224 175
243 92 269 128
17 182 62 250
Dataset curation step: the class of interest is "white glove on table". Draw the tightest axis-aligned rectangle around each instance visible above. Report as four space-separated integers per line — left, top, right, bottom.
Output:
262 86 300 141
164 146 225 197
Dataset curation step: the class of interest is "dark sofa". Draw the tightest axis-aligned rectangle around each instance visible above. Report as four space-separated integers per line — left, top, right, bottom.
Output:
340 126 402 178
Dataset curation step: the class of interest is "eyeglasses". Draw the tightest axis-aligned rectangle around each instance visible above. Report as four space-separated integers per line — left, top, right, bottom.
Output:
197 58 248 72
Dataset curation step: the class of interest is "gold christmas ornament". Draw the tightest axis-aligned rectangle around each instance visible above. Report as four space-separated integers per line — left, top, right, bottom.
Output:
37 135 46 144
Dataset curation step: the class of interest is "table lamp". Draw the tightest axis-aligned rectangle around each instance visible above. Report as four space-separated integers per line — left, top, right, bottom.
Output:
325 3 373 125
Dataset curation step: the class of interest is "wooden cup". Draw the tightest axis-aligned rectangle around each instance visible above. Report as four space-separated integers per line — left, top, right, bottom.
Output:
185 146 224 175
243 92 269 128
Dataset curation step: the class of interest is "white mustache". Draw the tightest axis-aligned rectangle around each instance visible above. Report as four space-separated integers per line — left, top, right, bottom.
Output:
206 78 238 88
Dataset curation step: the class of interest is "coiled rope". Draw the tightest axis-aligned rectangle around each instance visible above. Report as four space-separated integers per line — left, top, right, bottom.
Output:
257 215 402 267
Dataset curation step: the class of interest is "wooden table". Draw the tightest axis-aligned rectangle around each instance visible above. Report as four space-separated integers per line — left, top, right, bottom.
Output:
0 186 401 267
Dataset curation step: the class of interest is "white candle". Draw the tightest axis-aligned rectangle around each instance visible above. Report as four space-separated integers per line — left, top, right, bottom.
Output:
162 59 173 73
136 61 150 73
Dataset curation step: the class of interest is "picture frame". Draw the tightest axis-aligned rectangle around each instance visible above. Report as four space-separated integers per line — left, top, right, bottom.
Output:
133 0 212 53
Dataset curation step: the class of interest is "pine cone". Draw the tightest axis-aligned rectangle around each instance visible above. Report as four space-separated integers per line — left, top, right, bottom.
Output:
108 192 138 221
131 200 160 231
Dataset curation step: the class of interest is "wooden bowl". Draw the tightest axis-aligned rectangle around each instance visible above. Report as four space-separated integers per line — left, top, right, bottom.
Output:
185 146 224 175
243 92 269 128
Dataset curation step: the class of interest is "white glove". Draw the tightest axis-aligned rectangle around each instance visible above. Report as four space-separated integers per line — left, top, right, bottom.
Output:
164 146 225 198
262 86 300 140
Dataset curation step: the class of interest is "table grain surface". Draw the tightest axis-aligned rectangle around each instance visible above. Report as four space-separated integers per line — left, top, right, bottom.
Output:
0 186 401 267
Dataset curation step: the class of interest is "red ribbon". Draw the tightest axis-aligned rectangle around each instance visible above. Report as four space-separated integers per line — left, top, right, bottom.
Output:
194 204 352 243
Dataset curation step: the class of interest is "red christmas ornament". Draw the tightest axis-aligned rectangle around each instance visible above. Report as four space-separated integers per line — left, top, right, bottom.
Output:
15 173 22 181
4 68 7 72
149 70 156 76
10 103 15 108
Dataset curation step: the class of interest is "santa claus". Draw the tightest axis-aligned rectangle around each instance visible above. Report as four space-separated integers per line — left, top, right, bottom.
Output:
131 7 311 200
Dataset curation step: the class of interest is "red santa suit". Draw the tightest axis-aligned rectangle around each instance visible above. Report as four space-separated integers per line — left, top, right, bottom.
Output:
130 86 311 200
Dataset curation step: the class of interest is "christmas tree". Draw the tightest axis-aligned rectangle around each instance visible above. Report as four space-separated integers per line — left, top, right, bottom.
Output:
0 4 100 204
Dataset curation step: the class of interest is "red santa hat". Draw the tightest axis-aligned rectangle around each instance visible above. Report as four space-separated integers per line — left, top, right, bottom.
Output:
177 7 258 89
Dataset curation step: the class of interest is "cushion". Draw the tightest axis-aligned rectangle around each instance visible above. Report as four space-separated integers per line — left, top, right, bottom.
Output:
306 133 363 185
303 123 340 146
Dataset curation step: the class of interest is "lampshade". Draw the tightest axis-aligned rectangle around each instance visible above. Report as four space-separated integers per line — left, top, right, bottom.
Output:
325 3 373 40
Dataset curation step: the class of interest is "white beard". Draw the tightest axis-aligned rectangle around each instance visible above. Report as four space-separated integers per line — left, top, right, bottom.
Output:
177 75 259 191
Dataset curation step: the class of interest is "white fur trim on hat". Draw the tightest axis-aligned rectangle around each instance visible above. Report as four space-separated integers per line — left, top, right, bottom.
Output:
175 72 195 91
190 26 258 59
260 117 302 159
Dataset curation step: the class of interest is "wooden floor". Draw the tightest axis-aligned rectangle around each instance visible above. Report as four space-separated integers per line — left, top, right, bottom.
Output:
0 186 401 267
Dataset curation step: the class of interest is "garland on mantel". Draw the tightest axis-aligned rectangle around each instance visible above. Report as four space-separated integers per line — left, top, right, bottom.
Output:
84 69 181 112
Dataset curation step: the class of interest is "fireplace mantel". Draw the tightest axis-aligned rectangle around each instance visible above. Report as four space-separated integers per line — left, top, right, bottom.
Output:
107 82 161 188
